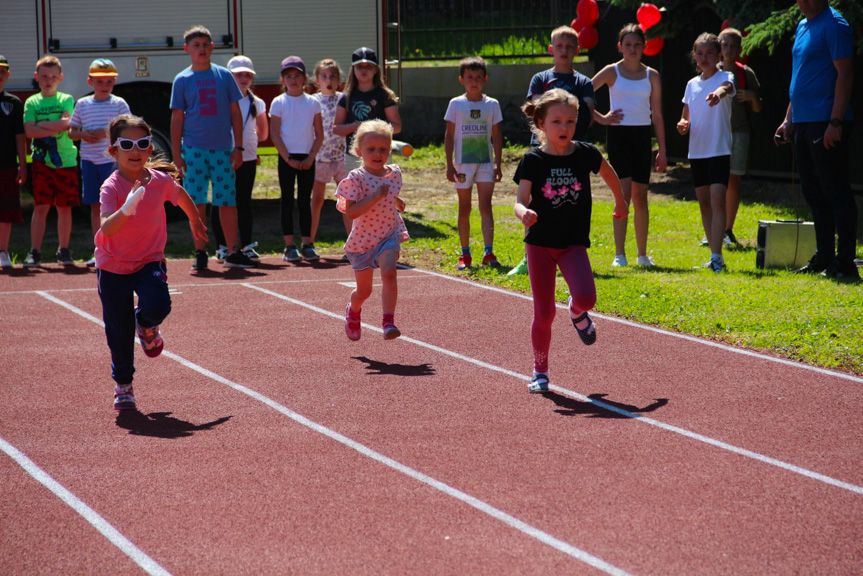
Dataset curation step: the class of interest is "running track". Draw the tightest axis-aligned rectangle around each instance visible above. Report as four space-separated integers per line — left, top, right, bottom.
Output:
1 258 862 575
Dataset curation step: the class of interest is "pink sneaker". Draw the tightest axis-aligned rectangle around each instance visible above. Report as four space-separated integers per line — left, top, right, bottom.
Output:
382 321 401 340
136 323 164 358
345 305 361 341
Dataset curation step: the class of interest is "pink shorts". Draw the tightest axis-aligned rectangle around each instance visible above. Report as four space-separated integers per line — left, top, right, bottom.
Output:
32 162 80 207
314 159 348 184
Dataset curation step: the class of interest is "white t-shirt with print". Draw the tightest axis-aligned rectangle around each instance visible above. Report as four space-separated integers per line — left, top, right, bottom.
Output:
682 70 735 159
269 93 322 155
443 94 502 165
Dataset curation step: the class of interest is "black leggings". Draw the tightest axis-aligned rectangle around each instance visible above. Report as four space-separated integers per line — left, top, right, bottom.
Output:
211 160 257 247
278 154 315 238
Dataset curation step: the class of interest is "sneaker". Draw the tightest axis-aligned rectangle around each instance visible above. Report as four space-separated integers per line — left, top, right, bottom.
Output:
699 236 710 247
215 245 229 263
528 373 549 393
792 257 829 275
382 320 401 340
636 255 654 267
192 250 208 271
612 254 628 267
705 259 726 273
241 242 261 261
86 256 96 267
113 384 136 410
136 323 164 358
301 244 320 261
0 251 12 268
507 256 528 276
225 250 256 268
23 249 41 267
724 229 739 246
482 252 501 267
345 305 361 341
568 296 597 345
457 253 472 271
56 248 74 265
283 246 300 262
823 260 861 281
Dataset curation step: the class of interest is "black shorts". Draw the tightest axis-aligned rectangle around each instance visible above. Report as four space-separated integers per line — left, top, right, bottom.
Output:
606 125 652 184
690 155 730 188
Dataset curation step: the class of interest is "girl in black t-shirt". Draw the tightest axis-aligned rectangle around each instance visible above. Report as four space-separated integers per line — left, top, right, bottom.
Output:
514 89 628 393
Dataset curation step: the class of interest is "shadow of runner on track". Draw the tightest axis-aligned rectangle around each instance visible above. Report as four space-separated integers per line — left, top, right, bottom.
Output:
541 392 668 419
353 356 436 377
116 411 232 439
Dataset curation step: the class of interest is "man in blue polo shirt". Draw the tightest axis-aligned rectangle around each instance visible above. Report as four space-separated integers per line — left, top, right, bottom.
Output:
775 0 857 280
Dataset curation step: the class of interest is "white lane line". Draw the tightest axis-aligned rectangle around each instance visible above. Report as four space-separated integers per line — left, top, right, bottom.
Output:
404 266 863 385
242 283 863 497
35 291 628 575
0 436 172 576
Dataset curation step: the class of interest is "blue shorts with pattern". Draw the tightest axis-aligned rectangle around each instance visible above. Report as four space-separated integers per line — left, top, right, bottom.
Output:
182 145 236 206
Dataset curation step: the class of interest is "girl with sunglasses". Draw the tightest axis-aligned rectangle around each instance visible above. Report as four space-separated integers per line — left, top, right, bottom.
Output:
95 114 207 410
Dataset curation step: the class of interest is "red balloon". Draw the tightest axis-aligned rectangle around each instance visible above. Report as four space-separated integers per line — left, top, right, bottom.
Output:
570 18 588 34
576 0 599 27
636 3 662 30
720 19 731 31
643 36 664 57
578 25 599 50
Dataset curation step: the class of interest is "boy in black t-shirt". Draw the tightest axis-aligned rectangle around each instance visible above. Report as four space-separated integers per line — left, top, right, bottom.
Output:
0 56 28 268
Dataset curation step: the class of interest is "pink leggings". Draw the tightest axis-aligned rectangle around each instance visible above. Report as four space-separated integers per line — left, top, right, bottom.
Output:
526 243 597 373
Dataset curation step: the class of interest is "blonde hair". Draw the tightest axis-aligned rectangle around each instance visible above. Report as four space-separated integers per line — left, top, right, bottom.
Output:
352 119 393 156
551 26 579 46
35 55 62 73
109 114 180 181
521 88 579 144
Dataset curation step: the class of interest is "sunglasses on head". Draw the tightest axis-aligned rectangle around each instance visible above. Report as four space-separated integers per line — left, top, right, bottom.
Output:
113 136 152 151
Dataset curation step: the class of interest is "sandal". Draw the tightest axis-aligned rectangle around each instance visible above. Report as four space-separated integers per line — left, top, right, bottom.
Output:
571 311 596 346
528 373 549 393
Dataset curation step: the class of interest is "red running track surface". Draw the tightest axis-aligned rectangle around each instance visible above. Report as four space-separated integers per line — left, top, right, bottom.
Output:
1 258 862 575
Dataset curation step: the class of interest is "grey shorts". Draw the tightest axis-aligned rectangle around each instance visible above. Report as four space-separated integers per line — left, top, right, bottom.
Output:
729 132 750 176
345 230 401 271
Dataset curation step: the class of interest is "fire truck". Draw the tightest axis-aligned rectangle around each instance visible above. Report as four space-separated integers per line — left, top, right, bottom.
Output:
3 0 398 156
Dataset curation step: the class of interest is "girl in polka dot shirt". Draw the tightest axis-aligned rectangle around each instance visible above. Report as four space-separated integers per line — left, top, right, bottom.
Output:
336 119 408 341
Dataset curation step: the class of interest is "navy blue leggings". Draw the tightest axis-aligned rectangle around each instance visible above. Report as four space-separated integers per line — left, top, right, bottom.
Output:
97 261 171 385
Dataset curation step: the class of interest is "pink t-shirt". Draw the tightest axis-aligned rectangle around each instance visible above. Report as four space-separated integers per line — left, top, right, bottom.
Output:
336 165 409 254
95 169 181 274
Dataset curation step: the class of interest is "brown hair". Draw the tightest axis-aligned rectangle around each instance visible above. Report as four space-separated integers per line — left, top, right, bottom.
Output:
352 119 393 156
314 58 343 82
459 56 487 77
719 28 742 45
521 88 579 144
35 55 62 73
343 60 398 112
184 25 212 44
618 23 646 44
109 114 180 180
691 32 721 72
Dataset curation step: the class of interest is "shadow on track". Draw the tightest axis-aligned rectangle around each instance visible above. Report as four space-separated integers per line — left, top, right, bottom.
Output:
541 392 668 419
352 356 436 377
116 411 232 438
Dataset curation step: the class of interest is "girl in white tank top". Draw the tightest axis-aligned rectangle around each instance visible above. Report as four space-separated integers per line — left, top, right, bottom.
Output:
591 24 667 267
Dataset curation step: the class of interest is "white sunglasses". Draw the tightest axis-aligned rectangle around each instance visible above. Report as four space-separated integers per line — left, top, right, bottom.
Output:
112 136 152 151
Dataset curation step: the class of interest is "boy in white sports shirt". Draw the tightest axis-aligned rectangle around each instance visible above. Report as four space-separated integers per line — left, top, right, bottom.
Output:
69 59 131 264
444 56 503 271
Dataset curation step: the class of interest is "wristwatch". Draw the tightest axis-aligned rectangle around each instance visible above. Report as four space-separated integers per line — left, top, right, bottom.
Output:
829 118 842 127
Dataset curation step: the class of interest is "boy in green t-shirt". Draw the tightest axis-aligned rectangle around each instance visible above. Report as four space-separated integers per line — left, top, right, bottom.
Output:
23 55 78 266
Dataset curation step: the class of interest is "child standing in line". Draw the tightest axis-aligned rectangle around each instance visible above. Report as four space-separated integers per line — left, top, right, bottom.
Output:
444 56 503 271
592 23 667 268
336 119 408 341
212 55 268 263
69 59 131 265
170 25 254 271
310 58 347 243
269 56 324 262
96 114 207 410
0 55 28 269
718 27 762 246
514 89 627 393
510 25 596 276
677 33 735 273
23 55 78 267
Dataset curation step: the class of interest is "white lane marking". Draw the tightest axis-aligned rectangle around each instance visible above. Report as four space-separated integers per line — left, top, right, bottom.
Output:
0 436 172 576
242 284 863 497
403 266 863 385
35 291 628 575
337 282 357 288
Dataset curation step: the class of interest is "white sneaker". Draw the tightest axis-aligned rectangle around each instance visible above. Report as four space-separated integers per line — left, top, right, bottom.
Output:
636 255 654 267
612 254 628 267
241 242 261 261
0 251 12 268
215 245 229 263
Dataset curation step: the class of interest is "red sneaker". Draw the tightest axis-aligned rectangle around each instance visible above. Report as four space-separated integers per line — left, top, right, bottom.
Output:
136 323 164 358
382 321 401 340
482 252 500 267
345 305 361 341
457 253 472 271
